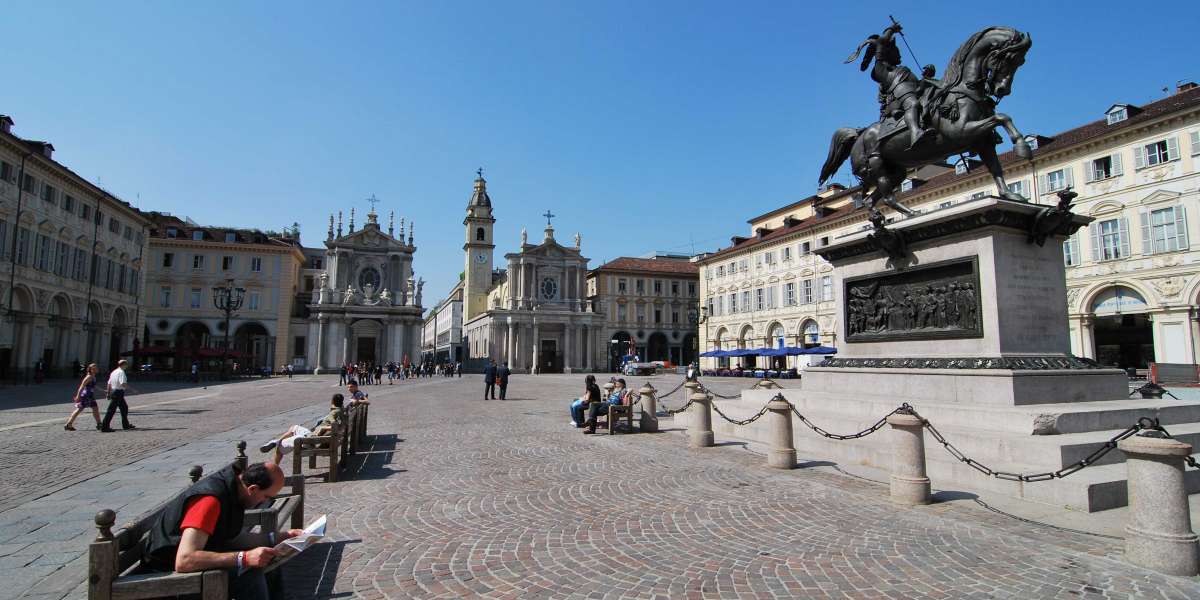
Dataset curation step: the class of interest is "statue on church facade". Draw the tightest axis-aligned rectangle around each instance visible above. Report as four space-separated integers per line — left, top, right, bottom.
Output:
520 227 527 246
342 285 357 306
819 21 1033 216
379 288 392 305
574 233 581 249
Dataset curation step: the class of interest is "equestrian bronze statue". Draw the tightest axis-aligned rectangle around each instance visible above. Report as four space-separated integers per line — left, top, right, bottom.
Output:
819 22 1033 216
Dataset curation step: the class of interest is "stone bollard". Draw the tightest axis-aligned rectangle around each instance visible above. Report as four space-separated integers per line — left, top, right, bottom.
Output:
235 441 248 471
639 383 659 433
766 394 796 469
886 410 931 505
684 382 714 448
1118 431 1200 576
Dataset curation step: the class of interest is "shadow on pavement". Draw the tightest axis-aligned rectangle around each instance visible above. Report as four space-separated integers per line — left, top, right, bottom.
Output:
282 538 361 599
344 434 405 481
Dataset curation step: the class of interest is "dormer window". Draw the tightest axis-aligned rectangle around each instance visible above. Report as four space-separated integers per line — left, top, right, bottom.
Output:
166 227 178 238
192 230 204 241
225 232 237 243
1023 135 1039 150
899 178 914 192
955 160 969 175
1106 105 1128 125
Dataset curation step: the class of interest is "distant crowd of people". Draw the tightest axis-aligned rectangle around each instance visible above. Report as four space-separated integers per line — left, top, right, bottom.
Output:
337 360 462 386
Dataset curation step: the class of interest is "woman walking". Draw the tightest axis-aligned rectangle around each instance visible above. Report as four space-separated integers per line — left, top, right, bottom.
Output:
64 363 102 431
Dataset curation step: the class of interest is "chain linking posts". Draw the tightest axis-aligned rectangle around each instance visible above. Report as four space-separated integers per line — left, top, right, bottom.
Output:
639 383 659 433
766 394 796 469
1118 431 1200 576
684 381 714 448
886 408 931 505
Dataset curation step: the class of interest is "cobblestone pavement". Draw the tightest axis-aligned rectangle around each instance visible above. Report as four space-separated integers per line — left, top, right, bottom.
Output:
278 374 1200 599
8 373 1200 599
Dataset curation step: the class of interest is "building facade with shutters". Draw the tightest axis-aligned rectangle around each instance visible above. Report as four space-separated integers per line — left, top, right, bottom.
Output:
0 115 151 379
141 213 306 372
586 255 700 371
697 82 1200 372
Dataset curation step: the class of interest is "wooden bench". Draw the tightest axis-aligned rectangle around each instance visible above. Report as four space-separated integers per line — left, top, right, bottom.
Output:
294 411 346 482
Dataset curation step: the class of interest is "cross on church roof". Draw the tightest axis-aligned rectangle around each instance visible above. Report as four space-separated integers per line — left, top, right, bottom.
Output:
366 194 380 213
543 210 555 227
476 167 484 179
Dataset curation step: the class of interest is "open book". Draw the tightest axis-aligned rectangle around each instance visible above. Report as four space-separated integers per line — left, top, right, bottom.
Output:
262 514 326 573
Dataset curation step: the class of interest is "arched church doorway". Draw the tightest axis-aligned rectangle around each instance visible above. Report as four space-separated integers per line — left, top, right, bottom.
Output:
1090 286 1154 370
350 319 383 365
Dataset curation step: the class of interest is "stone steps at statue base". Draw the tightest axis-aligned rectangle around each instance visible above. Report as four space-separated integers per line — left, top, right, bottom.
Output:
676 393 1200 512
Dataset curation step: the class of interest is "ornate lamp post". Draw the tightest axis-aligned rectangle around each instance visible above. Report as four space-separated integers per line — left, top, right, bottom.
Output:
688 306 707 376
212 278 245 379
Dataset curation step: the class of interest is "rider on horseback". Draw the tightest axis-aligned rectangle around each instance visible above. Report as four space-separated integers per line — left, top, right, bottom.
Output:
846 20 933 150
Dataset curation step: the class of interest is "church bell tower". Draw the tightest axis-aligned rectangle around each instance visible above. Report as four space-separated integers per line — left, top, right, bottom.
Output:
463 170 495 321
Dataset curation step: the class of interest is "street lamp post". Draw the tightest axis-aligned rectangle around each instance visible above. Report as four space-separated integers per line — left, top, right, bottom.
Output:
689 306 707 372
213 278 245 380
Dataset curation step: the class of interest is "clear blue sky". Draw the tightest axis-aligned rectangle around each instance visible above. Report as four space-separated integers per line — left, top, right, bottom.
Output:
4 1 1197 300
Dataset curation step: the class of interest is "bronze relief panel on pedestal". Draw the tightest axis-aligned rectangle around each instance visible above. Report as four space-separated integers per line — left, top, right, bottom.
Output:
844 256 983 343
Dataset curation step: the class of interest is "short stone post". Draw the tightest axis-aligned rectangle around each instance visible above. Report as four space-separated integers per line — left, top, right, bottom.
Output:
235 441 248 471
639 383 659 433
766 394 796 469
1118 431 1199 576
886 410 931 505
684 381 714 448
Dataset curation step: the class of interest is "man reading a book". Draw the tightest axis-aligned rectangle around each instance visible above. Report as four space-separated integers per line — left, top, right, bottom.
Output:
143 462 304 599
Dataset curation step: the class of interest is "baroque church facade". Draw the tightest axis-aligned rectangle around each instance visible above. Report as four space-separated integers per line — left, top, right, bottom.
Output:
302 206 424 372
460 174 601 373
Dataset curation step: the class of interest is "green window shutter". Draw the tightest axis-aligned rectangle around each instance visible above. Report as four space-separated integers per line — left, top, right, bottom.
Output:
1133 145 1146 169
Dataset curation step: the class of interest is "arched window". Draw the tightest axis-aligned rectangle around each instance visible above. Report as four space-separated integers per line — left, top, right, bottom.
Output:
476 227 485 241
802 320 820 347
769 323 785 348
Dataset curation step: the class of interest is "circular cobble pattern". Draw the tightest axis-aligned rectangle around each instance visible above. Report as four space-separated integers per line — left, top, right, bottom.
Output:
281 374 1200 599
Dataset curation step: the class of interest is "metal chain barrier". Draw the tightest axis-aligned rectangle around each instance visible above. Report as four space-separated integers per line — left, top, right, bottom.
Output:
710 395 772 426
698 383 745 400
1154 424 1200 470
789 402 912 440
659 394 699 415
913 410 1160 482
654 379 689 400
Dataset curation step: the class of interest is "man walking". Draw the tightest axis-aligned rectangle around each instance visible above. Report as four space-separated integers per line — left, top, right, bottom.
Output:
497 362 511 400
483 360 497 400
101 359 138 432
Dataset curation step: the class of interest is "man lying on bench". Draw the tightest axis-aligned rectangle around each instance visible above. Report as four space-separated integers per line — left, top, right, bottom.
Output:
259 394 344 464
142 462 305 600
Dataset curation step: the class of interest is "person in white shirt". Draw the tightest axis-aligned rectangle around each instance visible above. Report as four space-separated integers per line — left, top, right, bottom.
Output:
101 359 140 432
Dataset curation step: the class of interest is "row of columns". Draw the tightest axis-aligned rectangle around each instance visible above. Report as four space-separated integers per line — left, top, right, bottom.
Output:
673 388 1199 577
508 259 588 311
494 320 592 372
6 316 128 373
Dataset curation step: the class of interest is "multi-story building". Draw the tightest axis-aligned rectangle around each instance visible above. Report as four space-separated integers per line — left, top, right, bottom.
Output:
422 280 463 364
698 82 1200 372
587 254 700 371
141 213 305 371
0 115 151 378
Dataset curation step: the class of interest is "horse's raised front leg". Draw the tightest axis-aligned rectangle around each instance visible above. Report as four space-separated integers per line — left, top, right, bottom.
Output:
976 143 1026 202
995 113 1032 160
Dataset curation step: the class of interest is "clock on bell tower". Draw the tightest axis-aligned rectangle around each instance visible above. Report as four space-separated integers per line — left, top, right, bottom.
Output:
463 169 495 322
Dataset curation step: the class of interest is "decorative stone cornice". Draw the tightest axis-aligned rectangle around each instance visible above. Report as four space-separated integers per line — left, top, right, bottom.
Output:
818 355 1106 370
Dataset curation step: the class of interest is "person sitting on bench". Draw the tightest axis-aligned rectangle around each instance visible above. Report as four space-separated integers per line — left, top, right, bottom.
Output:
346 381 370 405
582 378 629 434
142 462 304 600
569 375 602 428
259 394 344 464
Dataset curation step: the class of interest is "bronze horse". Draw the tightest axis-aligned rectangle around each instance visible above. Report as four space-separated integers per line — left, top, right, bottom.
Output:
819 27 1033 215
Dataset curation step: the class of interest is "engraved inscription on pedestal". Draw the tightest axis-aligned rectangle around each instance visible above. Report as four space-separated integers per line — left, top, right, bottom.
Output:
845 257 982 343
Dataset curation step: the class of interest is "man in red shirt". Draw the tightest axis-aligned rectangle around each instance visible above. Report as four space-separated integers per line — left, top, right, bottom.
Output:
144 462 304 599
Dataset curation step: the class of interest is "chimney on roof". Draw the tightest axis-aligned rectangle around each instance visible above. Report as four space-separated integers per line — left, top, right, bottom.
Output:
1178 81 1198 94
0 116 12 134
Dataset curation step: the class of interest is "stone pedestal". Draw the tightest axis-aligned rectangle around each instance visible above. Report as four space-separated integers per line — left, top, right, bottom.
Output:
886 412 931 505
812 196 1123 406
766 397 796 469
1118 432 1200 576
639 383 659 433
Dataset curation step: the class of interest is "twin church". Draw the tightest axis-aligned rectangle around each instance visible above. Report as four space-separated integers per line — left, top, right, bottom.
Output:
460 173 602 372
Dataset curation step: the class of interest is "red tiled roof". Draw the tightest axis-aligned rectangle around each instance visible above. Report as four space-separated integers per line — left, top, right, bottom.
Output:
701 86 1200 264
592 257 699 276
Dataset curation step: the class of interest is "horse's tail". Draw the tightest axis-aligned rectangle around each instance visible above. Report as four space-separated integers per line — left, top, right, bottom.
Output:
818 127 859 186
